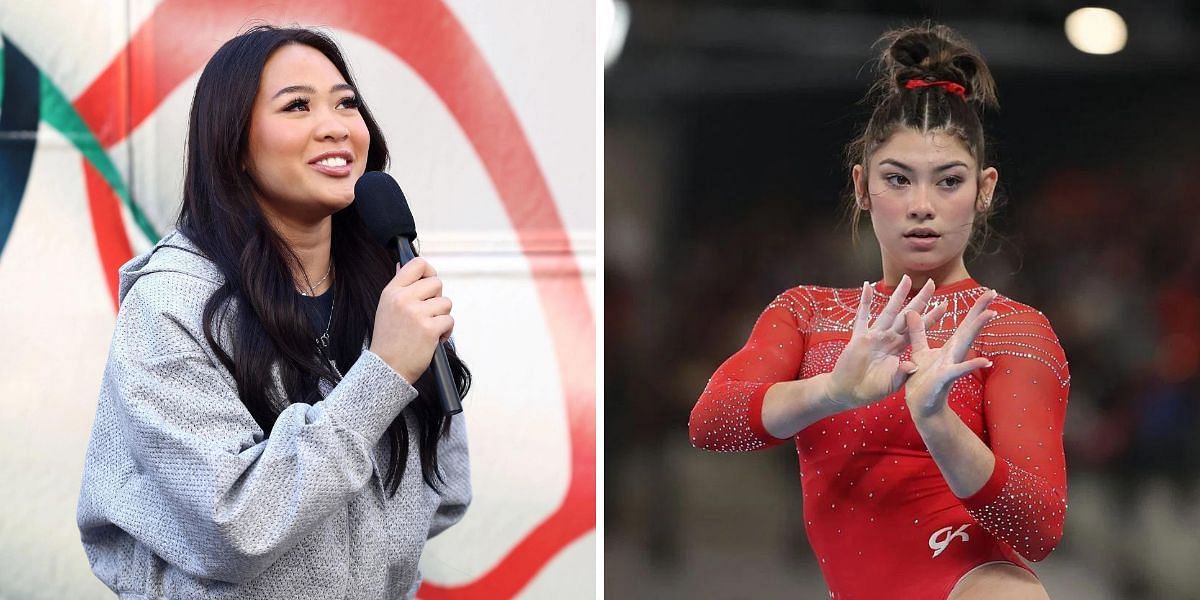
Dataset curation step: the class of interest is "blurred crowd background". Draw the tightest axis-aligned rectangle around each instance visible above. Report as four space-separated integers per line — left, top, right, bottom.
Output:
604 1 1200 598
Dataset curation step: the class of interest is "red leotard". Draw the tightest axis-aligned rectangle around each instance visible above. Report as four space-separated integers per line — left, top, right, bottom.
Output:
689 278 1069 599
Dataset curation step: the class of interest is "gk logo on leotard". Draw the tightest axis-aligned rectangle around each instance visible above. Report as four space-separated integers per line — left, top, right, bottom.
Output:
929 524 971 558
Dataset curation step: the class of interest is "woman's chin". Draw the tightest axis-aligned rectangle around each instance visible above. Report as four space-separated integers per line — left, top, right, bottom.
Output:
892 246 964 272
320 186 357 208
899 257 950 274
326 195 355 214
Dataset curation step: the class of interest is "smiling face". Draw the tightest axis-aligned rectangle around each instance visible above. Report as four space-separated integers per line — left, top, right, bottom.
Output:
852 128 998 286
244 43 370 228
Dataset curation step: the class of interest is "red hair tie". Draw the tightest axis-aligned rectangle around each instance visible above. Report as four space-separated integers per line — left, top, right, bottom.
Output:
905 79 968 100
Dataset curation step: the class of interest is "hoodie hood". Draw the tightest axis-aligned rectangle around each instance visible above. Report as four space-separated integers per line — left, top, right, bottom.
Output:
117 230 225 304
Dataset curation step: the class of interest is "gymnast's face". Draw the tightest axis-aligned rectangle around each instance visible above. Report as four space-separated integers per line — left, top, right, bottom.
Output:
852 128 998 285
244 43 370 227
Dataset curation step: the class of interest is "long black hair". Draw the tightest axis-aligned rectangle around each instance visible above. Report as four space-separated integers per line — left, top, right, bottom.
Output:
177 24 470 495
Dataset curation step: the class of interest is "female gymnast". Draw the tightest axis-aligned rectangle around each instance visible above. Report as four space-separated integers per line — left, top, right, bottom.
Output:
77 25 471 599
690 24 1068 599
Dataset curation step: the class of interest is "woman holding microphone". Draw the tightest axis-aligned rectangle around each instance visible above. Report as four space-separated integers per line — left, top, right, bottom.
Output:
77 25 470 599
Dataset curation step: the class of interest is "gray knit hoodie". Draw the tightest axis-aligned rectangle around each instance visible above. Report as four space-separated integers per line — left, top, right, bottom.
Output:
76 230 470 599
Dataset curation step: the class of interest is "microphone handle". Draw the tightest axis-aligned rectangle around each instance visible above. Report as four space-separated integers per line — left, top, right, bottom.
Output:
394 236 463 415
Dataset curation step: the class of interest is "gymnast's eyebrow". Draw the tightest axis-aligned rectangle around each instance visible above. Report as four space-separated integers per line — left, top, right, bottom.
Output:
878 158 968 172
272 83 355 99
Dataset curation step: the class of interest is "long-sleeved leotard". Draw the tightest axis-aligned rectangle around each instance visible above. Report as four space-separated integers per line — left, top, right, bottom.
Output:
689 278 1069 599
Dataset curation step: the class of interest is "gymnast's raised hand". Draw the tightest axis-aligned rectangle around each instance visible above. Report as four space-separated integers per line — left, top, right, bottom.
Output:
902 288 998 419
823 273 949 410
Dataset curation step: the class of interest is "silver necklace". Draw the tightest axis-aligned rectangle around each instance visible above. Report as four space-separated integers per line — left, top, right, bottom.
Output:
314 293 343 378
315 294 334 350
297 262 333 297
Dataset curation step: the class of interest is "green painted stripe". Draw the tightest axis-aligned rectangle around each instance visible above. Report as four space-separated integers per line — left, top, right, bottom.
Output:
38 72 159 244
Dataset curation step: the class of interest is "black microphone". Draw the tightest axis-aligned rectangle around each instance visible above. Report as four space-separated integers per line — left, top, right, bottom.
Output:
354 171 463 415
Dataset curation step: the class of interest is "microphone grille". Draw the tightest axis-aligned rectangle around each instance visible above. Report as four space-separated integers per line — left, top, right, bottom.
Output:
354 171 416 245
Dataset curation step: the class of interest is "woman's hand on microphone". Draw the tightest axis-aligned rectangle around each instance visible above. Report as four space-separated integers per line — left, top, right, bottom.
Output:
370 257 454 384
823 274 946 411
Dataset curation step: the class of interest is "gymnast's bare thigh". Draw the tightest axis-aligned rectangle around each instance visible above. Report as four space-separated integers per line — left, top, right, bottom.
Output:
947 562 1050 599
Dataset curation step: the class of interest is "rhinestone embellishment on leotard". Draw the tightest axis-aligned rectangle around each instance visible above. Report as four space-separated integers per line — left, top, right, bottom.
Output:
965 459 1067 561
689 280 1071 573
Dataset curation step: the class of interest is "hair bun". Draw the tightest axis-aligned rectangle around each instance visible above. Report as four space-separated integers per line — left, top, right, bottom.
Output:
889 32 936 69
875 24 997 109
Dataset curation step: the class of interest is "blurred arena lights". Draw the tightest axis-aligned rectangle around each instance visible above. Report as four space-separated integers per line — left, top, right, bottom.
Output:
1064 7 1128 55
603 0 630 68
